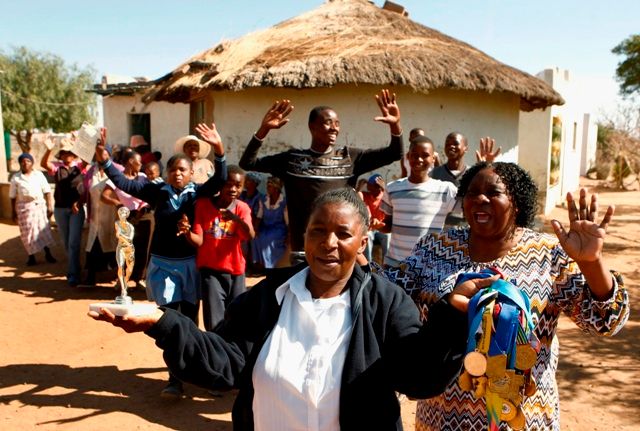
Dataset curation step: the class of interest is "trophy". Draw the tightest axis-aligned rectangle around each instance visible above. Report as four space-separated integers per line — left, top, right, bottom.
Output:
89 207 157 316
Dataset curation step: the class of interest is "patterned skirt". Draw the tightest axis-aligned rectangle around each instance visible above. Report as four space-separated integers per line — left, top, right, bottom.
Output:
16 199 55 255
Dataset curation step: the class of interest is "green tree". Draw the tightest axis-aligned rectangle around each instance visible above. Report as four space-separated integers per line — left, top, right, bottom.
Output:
612 34 640 97
0 46 96 152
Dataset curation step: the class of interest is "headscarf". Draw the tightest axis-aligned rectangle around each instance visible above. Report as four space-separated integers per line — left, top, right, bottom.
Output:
18 153 34 164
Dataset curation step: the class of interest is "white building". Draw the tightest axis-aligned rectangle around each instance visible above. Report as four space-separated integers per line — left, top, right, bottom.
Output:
518 68 598 214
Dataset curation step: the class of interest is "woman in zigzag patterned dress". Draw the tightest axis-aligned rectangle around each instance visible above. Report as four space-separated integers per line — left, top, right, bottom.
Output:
382 162 629 431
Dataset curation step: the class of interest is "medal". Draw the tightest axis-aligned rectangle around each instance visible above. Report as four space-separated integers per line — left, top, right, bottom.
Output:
500 400 517 421
507 406 526 430
524 375 537 397
458 370 474 391
473 376 487 398
464 351 487 377
515 344 537 370
485 354 507 378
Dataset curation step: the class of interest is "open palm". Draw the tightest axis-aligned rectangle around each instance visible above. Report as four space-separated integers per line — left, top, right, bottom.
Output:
551 189 613 262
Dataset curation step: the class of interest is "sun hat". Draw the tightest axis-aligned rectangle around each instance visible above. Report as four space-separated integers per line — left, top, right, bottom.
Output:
174 135 210 158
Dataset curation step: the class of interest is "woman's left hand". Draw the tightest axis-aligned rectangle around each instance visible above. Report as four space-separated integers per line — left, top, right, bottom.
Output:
551 188 614 263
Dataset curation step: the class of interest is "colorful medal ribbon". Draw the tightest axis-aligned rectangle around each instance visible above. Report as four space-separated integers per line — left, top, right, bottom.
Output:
458 268 540 431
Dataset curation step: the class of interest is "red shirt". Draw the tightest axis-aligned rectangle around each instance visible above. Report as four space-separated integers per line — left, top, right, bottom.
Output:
362 191 385 222
193 198 252 275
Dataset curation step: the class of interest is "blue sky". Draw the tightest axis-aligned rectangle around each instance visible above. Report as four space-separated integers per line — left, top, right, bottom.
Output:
1 0 638 118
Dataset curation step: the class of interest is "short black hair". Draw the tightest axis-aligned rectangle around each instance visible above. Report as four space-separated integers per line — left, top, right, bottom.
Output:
121 149 140 165
409 135 434 151
457 162 538 228
308 106 334 125
445 131 468 147
310 188 369 234
166 153 193 170
227 164 246 178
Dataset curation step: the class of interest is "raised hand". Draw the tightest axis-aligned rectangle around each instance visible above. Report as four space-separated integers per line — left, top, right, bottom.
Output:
195 122 224 156
550 189 613 263
256 100 294 139
475 137 501 162
95 127 110 163
374 89 401 134
88 306 163 333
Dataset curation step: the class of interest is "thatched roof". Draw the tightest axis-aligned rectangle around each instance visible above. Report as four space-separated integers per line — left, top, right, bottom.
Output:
144 0 563 111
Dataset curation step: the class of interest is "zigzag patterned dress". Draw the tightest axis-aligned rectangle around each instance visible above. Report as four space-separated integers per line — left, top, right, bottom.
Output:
383 227 629 431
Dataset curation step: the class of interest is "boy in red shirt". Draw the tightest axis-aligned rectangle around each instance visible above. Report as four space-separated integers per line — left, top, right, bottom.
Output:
180 165 255 331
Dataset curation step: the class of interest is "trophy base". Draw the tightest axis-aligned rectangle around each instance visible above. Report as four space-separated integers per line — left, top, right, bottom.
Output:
89 301 157 317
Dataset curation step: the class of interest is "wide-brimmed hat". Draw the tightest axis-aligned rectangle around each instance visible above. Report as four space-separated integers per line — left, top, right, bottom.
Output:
175 135 210 158
55 137 77 159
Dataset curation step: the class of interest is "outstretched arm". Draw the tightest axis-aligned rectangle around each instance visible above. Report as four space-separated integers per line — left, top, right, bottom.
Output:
550 189 614 300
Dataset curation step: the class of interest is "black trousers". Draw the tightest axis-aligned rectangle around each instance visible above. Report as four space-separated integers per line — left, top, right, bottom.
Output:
200 268 246 331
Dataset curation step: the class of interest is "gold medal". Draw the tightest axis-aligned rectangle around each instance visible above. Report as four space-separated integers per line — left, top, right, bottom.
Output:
488 375 510 396
500 400 517 421
515 344 538 370
464 351 487 377
458 370 474 391
485 354 507 378
473 376 487 398
524 376 537 397
507 405 526 430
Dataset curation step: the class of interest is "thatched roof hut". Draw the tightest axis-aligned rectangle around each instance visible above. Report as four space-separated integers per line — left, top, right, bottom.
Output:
144 0 563 111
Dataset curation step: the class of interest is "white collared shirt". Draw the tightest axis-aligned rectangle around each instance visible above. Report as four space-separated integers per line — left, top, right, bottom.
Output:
252 268 353 431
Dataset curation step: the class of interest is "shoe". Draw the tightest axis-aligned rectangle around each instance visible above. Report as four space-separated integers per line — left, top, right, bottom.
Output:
26 255 37 266
160 381 184 399
45 253 57 263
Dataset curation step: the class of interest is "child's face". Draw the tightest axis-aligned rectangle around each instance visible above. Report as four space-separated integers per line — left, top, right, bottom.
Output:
145 165 160 180
167 159 193 189
221 173 244 203
408 142 434 176
60 151 76 166
245 178 258 194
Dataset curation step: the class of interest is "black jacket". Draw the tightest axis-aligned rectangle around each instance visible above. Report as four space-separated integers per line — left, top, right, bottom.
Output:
146 264 467 430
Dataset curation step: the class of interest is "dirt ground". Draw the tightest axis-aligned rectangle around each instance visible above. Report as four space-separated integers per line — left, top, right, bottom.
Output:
0 178 638 430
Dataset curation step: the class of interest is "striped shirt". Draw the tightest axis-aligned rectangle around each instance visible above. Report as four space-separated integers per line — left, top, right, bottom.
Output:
381 178 456 265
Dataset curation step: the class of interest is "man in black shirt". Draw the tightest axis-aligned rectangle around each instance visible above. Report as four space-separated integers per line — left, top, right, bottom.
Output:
240 89 403 264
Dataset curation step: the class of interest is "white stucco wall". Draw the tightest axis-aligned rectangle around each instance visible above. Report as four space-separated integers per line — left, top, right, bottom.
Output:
211 84 520 182
581 113 598 175
101 94 189 158
518 68 590 214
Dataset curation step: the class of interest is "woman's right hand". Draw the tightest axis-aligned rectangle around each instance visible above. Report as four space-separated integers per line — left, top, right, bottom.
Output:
88 307 163 333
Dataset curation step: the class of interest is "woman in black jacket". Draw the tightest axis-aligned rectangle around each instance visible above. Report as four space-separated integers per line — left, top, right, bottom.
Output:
90 188 478 431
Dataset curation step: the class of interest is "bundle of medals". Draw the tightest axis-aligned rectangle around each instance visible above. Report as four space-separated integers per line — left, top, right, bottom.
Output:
457 268 540 430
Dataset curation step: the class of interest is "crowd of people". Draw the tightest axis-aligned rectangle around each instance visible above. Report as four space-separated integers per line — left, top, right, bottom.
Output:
9 88 629 430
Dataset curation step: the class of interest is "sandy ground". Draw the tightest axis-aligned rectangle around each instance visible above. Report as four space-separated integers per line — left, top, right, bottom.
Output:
0 178 638 430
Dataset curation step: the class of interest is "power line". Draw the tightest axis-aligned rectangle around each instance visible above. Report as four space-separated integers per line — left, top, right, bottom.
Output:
0 87 94 107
